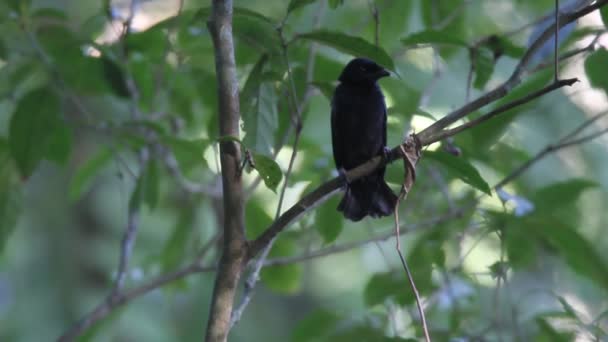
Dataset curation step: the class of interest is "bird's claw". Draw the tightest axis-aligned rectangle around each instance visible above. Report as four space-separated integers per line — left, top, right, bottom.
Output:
382 146 392 161
338 167 350 184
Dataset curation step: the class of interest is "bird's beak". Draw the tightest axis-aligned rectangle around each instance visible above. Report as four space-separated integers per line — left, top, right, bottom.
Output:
373 68 390 79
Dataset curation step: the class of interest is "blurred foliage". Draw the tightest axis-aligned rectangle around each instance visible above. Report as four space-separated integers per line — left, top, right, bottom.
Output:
0 0 608 341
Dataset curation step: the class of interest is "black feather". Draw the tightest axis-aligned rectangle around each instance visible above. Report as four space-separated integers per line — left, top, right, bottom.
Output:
331 57 397 221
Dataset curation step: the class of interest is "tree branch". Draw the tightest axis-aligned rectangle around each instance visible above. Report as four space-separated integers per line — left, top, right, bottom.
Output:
416 0 608 143
205 1 247 341
422 78 578 145
247 0 608 261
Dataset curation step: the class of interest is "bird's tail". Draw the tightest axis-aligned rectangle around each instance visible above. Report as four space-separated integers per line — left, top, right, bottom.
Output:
337 176 397 221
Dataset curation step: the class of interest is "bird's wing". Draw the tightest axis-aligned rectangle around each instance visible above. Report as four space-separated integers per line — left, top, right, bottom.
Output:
331 96 344 169
382 100 387 149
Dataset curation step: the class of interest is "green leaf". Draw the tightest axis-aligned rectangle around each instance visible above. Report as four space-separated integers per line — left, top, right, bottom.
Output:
232 10 281 54
327 0 344 9
401 30 468 47
9 87 66 177
69 148 113 201
0 142 20 253
473 48 495 89
470 68 553 148
125 26 167 62
556 296 578 320
163 137 208 173
486 36 526 59
287 0 317 14
330 323 414 342
585 49 608 95
46 121 72 165
143 160 160 210
530 218 608 292
261 236 302 293
241 55 279 155
532 179 597 226
504 217 537 267
535 317 574 342
161 211 194 273
364 272 410 307
129 172 144 212
292 309 339 342
601 5 608 28
425 151 492 195
31 7 67 21
315 196 343 243
311 81 335 101
245 200 273 240
0 39 6 60
297 30 395 71
532 179 597 211
101 56 129 98
252 153 282 193
37 27 113 95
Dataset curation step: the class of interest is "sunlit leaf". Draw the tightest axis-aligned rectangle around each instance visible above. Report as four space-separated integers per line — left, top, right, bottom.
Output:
69 148 114 201
241 55 279 155
245 200 273 239
315 196 343 243
311 81 335 101
401 30 468 47
162 137 208 173
161 210 194 273
143 160 160 210
9 87 68 177
292 309 339 342
287 0 317 14
252 153 282 193
297 30 395 71
473 48 495 89
425 151 492 195
585 48 608 95
261 236 302 293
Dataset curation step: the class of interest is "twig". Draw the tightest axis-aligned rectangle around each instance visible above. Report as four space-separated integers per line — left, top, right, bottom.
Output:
230 21 306 326
423 78 578 145
495 110 608 189
248 0 608 289
58 150 147 341
554 0 560 82
392 144 430 342
417 0 608 143
245 0 325 196
368 0 379 46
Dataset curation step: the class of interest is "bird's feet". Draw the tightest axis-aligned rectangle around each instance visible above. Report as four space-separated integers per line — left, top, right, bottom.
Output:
382 146 392 162
338 167 350 184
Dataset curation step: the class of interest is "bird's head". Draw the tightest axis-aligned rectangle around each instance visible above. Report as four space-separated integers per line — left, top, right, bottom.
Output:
338 57 390 85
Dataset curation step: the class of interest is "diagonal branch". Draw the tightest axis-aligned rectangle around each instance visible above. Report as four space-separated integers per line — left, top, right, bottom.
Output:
416 0 608 143
248 0 608 261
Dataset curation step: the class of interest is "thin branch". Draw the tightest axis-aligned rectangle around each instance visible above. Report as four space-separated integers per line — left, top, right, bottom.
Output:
423 78 578 145
417 0 608 143
264 208 469 267
393 144 430 342
368 0 380 46
205 0 248 340
230 20 308 326
54 109 608 339
248 0 608 261
58 150 148 341
554 0 560 82
495 109 608 189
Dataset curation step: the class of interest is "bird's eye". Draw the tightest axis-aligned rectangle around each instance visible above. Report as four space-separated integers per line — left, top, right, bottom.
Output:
359 66 367 72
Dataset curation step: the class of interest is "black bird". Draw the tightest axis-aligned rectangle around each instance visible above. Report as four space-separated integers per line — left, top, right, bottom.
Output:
331 57 397 221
